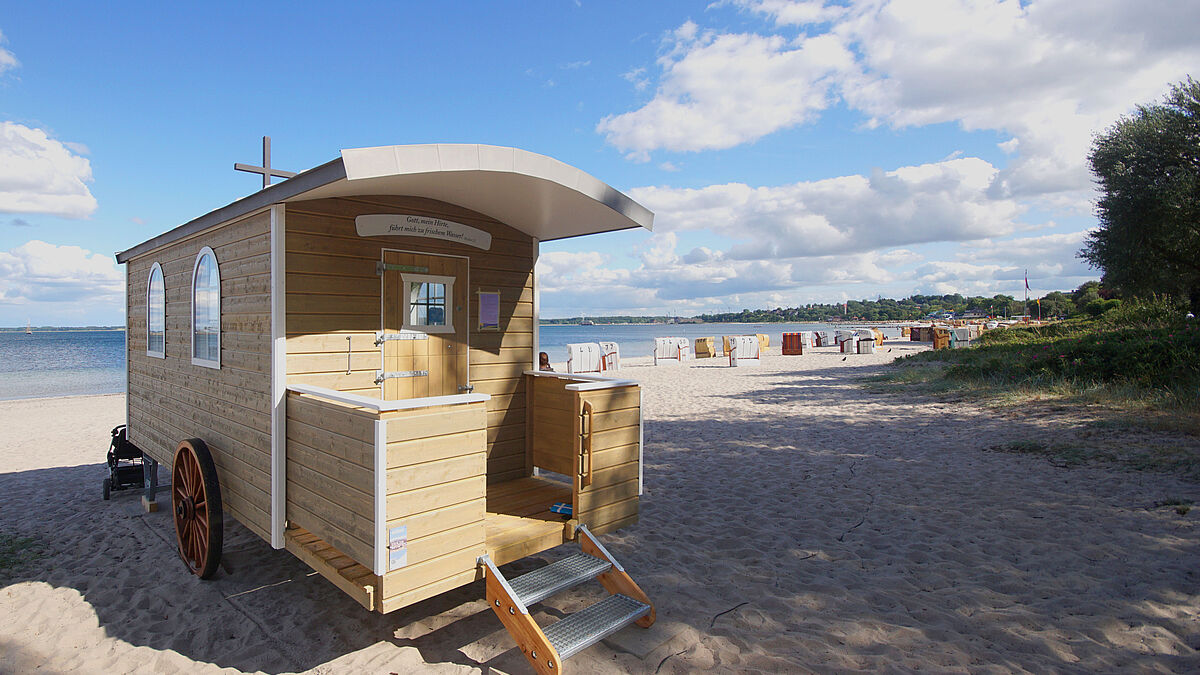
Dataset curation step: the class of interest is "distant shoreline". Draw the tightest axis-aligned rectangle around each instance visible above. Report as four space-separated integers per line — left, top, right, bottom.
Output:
0 327 123 332
540 320 917 327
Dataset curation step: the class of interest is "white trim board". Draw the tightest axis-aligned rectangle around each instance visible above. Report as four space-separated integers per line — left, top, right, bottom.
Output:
269 204 287 549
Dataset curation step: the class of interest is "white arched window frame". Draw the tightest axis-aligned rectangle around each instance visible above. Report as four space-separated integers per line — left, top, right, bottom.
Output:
146 262 165 358
191 247 221 369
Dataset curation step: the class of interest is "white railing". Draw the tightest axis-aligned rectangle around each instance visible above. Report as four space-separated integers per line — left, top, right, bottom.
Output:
287 383 490 412
524 369 640 391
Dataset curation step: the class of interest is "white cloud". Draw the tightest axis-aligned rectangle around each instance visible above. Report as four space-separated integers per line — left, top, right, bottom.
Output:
596 23 855 155
622 67 650 91
0 122 97 218
603 0 1200 205
0 240 123 306
632 156 1022 258
537 223 1098 316
0 30 17 75
720 0 847 26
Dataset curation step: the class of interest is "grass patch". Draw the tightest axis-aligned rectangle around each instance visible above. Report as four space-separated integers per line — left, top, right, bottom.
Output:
0 533 43 577
1152 498 1193 515
873 299 1200 428
987 439 1200 480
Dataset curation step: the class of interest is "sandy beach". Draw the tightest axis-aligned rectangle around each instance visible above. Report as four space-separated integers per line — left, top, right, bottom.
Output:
2 343 1198 673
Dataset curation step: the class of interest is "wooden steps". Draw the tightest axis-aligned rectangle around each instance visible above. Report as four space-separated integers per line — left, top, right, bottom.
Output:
482 525 654 674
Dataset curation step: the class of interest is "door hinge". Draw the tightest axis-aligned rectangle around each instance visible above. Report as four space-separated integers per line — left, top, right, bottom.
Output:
375 370 429 384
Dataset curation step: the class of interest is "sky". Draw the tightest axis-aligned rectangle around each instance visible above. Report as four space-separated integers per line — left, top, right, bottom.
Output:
0 0 1197 325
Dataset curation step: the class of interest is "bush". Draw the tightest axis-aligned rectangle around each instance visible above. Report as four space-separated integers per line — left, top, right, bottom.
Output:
1085 298 1122 316
893 299 1200 396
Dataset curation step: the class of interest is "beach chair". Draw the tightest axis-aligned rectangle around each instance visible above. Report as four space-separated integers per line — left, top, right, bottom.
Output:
566 342 603 374
728 335 761 366
653 337 690 365
694 337 716 358
598 341 620 371
781 332 803 355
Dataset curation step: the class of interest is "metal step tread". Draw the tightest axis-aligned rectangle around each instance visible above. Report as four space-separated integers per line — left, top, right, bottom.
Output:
509 553 612 607
543 593 650 661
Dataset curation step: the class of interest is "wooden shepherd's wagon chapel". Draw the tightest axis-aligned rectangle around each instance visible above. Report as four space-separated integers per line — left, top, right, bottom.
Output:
114 143 657 674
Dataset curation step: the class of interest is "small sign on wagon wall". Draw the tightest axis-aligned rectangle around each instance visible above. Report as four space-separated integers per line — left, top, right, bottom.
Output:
388 525 408 570
356 214 492 250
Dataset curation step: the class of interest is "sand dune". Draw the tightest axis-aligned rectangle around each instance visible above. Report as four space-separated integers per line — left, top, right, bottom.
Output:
2 344 1198 673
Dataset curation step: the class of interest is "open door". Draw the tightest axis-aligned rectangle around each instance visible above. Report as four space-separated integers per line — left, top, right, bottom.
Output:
379 250 469 400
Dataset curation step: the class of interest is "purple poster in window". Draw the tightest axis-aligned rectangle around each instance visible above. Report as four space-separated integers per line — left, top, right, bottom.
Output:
479 291 500 330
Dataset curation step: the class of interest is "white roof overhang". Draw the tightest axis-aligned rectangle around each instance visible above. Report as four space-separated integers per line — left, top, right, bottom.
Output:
116 144 652 263
294 144 653 242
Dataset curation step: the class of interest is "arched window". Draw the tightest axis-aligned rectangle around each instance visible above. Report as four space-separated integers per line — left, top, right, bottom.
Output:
191 247 221 368
146 262 165 358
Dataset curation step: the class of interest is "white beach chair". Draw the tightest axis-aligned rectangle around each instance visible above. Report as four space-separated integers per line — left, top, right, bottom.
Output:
728 335 761 366
653 337 689 365
566 342 603 373
598 341 620 372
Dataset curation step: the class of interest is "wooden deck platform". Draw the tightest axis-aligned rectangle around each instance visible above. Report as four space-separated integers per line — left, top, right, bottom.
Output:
284 526 376 611
285 477 576 613
485 476 573 566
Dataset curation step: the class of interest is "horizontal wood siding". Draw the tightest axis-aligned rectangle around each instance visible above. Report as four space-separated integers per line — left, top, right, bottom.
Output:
284 392 376 569
284 195 535 485
526 375 577 476
125 209 273 541
576 385 641 535
379 401 488 611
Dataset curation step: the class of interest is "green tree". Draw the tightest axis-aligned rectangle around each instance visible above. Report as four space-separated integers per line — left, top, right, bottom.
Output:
1039 291 1073 317
1082 77 1200 311
1071 281 1102 312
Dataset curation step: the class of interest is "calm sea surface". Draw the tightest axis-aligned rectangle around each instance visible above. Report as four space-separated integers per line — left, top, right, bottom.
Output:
0 330 126 401
0 323 901 400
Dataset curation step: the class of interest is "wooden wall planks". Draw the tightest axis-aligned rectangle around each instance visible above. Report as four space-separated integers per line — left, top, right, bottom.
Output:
284 195 535 484
125 209 274 539
380 401 487 607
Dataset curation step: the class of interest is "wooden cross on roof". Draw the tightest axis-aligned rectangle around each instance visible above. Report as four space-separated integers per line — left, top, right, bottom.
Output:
234 136 297 188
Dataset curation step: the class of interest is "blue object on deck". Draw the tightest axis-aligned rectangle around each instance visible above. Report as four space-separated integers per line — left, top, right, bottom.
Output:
550 502 573 515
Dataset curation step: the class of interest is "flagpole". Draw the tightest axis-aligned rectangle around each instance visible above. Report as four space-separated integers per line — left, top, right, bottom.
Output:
1023 269 1028 320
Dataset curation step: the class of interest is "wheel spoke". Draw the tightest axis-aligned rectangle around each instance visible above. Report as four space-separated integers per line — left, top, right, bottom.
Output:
178 454 192 494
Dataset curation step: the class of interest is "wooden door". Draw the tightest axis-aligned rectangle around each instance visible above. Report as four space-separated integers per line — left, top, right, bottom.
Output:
380 251 469 400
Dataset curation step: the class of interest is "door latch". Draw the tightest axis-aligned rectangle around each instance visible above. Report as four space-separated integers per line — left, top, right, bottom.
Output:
458 384 475 393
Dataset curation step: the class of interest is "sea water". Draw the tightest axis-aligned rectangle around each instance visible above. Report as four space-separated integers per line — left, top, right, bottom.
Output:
0 323 902 400
0 330 126 401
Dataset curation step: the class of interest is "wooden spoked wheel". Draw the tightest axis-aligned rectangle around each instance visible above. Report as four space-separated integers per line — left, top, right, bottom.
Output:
172 438 223 579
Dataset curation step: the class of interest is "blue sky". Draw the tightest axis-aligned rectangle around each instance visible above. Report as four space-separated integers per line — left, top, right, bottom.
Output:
1 1 1196 324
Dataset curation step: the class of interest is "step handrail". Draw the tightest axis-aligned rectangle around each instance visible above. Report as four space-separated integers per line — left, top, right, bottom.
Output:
480 555 563 674
579 401 594 488
576 525 656 628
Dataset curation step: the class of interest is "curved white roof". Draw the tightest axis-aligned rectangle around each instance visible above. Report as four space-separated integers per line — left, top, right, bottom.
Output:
322 144 654 240
117 143 652 263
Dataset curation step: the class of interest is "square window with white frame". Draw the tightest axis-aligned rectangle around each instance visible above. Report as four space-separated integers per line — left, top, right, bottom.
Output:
401 274 455 333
